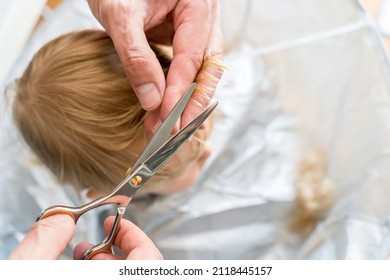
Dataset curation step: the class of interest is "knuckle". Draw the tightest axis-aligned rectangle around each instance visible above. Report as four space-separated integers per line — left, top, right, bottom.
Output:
181 0 212 15
188 51 204 72
99 1 120 21
172 51 204 77
98 1 135 31
31 218 57 237
124 49 151 71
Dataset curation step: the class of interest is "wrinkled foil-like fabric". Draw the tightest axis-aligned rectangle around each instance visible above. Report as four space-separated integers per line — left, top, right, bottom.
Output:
1 0 390 259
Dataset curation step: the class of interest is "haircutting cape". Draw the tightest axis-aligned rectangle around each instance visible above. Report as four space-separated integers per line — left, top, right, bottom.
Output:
1 0 390 259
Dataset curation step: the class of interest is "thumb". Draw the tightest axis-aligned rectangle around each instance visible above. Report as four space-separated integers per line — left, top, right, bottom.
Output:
110 26 166 111
8 214 75 259
118 39 166 111
88 0 166 111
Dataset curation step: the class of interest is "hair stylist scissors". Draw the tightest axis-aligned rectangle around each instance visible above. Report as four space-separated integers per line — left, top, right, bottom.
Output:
36 82 218 259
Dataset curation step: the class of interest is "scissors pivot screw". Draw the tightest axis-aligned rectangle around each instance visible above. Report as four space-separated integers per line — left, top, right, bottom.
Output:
131 175 143 186
125 168 142 186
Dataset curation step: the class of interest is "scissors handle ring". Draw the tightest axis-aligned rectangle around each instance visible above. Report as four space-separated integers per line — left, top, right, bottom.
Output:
36 205 80 223
82 206 125 260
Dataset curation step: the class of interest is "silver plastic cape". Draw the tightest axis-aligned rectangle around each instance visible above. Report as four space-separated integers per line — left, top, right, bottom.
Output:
1 0 390 259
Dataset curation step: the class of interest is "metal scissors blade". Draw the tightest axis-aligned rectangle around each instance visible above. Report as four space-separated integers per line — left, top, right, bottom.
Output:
143 101 218 173
82 100 218 259
131 82 196 171
35 82 218 259
108 99 218 199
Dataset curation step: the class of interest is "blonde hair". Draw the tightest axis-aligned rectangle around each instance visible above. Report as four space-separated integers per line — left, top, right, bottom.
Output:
12 30 223 194
289 148 334 233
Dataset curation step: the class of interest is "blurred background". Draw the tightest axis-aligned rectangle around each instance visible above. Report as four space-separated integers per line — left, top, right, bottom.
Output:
2 0 390 260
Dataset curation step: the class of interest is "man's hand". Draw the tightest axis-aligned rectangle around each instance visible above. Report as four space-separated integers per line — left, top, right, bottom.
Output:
73 216 163 260
9 214 162 260
87 0 223 134
8 214 76 259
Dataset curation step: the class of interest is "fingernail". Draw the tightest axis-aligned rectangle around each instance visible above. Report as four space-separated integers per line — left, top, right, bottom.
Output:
152 119 162 134
173 119 180 133
136 83 161 110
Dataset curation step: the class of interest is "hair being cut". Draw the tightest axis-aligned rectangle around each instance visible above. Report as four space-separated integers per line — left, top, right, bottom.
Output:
12 30 222 195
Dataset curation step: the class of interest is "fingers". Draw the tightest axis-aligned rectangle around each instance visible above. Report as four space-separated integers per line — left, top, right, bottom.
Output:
73 242 91 260
73 242 123 260
181 6 224 126
74 216 163 260
162 0 210 122
87 0 166 111
109 216 163 260
8 214 75 260
143 109 162 136
117 34 165 111
162 0 223 128
88 0 224 133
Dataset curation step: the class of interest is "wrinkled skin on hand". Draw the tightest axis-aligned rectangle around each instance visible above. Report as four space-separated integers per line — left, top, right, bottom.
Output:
87 0 223 135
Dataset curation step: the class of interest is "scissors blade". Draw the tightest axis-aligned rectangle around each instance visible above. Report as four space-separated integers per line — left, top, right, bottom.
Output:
132 83 196 171
143 102 218 173
108 102 217 199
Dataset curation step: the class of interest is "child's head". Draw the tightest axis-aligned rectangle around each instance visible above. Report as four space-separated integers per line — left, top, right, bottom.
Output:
12 30 220 196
